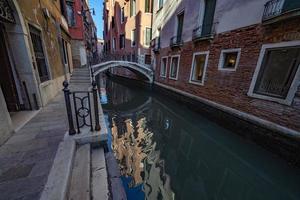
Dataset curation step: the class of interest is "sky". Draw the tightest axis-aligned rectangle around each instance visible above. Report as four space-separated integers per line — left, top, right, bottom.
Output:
89 0 104 39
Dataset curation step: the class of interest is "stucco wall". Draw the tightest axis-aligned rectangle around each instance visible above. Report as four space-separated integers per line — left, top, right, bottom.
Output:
152 0 269 48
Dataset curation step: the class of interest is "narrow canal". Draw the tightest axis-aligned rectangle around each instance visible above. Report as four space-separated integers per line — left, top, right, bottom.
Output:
99 75 300 200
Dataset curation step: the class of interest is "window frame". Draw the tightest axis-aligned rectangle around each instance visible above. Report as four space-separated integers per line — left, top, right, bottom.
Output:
28 23 52 84
130 0 136 17
144 27 152 47
189 51 209 86
248 41 300 105
169 55 180 80
218 48 241 71
160 56 168 78
131 29 136 47
120 7 125 23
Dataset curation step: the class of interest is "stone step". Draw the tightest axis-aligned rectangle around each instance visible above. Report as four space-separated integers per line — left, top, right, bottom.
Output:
91 147 109 200
40 139 76 200
68 144 91 200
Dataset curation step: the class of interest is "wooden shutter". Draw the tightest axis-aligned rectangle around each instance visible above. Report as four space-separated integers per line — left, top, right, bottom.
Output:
201 0 216 37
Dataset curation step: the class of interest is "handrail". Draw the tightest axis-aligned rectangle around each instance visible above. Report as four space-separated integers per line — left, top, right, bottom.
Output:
63 80 101 135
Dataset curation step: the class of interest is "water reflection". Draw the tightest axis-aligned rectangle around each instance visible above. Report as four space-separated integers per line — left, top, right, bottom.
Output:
100 75 300 200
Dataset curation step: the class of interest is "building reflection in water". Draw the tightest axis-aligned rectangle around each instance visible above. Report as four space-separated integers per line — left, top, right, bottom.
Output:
101 75 300 200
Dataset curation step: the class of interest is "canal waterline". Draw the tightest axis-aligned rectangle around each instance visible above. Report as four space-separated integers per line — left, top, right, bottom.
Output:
98 74 300 200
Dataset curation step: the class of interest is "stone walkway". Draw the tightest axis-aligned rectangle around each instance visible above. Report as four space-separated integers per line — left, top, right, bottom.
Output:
0 94 68 200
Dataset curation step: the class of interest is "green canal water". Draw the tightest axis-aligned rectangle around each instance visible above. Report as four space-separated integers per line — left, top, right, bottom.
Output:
99 76 300 200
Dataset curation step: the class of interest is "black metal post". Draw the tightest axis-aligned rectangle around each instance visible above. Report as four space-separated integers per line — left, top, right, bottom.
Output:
92 81 101 131
63 81 76 135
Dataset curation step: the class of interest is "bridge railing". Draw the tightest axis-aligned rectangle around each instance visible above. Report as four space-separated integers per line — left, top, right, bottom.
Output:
100 54 153 69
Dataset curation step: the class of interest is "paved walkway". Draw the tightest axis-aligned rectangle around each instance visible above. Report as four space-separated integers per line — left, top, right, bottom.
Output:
0 94 67 200
0 68 91 200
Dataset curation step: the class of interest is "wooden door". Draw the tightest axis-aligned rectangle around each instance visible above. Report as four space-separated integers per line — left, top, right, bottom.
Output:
0 23 19 111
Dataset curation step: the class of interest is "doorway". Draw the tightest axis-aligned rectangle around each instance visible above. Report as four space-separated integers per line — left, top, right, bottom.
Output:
0 23 20 112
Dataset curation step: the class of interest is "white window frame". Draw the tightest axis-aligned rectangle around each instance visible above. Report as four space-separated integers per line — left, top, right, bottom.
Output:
248 41 300 105
112 37 116 50
189 51 209 86
160 56 168 78
120 7 125 23
144 26 152 47
169 55 180 80
131 29 136 47
218 48 241 71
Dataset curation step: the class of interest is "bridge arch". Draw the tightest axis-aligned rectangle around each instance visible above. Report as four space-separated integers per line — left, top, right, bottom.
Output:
92 61 154 83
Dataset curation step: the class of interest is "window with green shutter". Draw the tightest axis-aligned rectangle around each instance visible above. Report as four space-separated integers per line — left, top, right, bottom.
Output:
201 0 216 37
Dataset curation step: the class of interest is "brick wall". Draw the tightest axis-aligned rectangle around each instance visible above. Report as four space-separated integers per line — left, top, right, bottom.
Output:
154 18 300 132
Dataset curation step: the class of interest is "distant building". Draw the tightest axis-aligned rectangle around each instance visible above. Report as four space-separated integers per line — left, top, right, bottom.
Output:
97 38 104 60
151 0 300 133
0 0 74 144
65 0 98 67
103 0 153 65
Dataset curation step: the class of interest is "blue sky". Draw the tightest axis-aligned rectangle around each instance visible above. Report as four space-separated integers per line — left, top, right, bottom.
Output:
89 0 104 39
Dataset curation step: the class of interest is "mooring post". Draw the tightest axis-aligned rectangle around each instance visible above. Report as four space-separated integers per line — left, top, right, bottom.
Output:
92 81 101 131
63 81 76 135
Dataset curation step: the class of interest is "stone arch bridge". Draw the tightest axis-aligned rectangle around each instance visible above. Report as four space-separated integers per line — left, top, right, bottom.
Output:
92 60 154 83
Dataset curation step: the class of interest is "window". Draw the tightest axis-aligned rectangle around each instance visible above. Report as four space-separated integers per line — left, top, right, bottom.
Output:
218 48 241 71
121 7 125 23
66 1 76 27
119 34 125 49
158 0 164 10
145 27 152 46
111 17 115 29
29 25 49 83
249 43 300 104
62 39 71 73
112 38 116 50
131 29 136 47
189 52 209 85
145 54 151 65
145 0 152 13
130 0 136 17
169 55 180 80
160 57 168 77
176 12 184 42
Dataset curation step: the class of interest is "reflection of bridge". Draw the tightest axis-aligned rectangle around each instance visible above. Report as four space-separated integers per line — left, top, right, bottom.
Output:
92 60 154 83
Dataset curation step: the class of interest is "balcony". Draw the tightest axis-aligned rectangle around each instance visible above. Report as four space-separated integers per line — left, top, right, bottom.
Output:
262 0 300 23
152 37 161 53
170 36 183 48
192 23 215 42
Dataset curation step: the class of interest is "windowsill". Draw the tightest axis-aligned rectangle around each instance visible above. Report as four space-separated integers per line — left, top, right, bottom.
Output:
40 79 52 87
189 80 204 86
218 67 237 72
247 92 292 105
169 76 178 80
160 75 167 78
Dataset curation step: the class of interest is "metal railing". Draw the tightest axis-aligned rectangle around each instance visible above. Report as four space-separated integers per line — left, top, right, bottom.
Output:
170 35 183 47
262 0 285 20
192 23 216 41
63 80 101 135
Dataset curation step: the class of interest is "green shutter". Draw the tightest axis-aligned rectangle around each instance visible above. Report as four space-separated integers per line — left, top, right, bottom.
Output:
282 0 300 12
201 0 216 37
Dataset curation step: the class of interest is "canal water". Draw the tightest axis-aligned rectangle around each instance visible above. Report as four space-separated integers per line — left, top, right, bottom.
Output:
99 75 300 200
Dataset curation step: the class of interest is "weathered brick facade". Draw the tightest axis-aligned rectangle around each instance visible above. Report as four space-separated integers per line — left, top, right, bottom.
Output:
154 18 300 132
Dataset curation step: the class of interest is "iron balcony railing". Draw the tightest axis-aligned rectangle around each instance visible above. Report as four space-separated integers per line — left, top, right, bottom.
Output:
192 23 216 41
170 35 183 47
262 0 285 20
